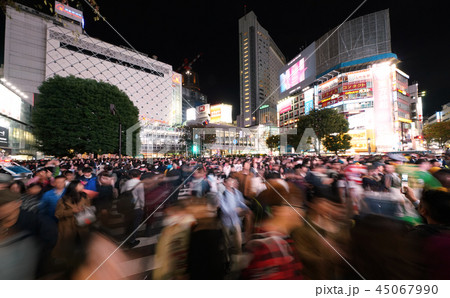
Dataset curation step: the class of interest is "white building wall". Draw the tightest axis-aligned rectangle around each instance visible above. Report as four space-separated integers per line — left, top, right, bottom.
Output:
45 25 173 123
4 5 48 104
4 6 177 125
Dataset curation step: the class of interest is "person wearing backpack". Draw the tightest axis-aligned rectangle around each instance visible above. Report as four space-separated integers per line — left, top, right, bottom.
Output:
121 169 145 248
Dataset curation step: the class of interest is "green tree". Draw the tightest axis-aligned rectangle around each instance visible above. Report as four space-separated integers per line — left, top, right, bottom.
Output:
266 135 280 153
32 75 139 157
322 133 352 155
423 121 450 148
292 108 350 154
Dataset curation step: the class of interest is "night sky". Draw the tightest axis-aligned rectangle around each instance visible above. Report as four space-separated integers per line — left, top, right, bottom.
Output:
4 1 450 119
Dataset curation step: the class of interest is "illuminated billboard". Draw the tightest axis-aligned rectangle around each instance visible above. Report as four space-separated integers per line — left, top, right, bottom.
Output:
0 84 22 121
279 42 316 98
210 104 232 124
349 129 368 150
186 108 196 121
277 98 292 114
171 73 182 125
372 63 397 151
304 89 314 115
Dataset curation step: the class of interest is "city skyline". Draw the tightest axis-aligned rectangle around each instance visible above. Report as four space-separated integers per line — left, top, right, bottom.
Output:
2 0 448 118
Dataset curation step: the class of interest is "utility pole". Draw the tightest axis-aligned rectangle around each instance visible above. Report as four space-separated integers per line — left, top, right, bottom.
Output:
110 104 122 163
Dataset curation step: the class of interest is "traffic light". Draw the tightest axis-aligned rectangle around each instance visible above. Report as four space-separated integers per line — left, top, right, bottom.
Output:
193 144 198 154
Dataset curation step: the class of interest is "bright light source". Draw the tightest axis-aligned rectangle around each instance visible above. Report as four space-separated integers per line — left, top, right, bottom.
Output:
0 78 6 82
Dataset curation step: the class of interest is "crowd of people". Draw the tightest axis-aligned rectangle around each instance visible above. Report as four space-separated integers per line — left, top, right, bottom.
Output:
1 151 450 280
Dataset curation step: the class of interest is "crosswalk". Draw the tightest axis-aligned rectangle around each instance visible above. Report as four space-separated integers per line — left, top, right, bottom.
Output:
101 201 162 280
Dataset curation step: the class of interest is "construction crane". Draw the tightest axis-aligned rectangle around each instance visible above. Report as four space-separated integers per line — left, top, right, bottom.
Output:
176 53 202 73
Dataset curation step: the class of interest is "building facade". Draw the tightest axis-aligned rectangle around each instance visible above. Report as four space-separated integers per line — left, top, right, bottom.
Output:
2 4 183 156
181 87 207 123
425 102 450 125
276 9 423 153
0 78 35 159
238 11 286 128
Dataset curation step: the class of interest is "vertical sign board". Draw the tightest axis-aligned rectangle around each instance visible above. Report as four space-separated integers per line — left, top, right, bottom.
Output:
372 63 396 152
171 73 182 125
304 89 314 115
0 127 9 147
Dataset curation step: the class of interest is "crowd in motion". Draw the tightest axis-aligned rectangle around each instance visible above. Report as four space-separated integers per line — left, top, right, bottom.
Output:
1 152 450 280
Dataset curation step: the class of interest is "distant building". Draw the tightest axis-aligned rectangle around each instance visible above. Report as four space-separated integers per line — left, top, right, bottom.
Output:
425 102 450 125
181 87 207 123
238 11 286 128
442 103 450 122
408 83 425 149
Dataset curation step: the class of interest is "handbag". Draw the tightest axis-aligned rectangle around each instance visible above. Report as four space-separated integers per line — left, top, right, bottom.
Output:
75 206 97 227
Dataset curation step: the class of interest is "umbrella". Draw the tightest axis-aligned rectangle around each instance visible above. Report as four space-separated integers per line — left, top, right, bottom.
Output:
387 153 408 162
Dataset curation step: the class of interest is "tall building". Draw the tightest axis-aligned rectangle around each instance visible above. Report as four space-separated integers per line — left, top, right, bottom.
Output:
238 11 286 128
276 9 423 153
2 3 183 156
408 83 425 149
181 87 207 123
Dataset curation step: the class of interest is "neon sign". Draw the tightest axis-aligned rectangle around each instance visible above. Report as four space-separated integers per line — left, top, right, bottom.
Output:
55 1 84 23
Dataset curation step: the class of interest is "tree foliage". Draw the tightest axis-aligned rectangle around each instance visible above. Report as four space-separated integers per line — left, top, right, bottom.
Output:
322 133 352 155
266 135 280 153
32 75 139 157
423 121 450 148
292 108 350 153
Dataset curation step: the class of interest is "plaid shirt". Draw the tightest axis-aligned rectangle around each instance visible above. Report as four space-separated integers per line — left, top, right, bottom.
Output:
241 228 303 280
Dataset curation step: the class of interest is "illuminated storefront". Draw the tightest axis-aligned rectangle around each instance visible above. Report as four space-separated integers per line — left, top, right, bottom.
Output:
0 79 36 159
277 61 413 153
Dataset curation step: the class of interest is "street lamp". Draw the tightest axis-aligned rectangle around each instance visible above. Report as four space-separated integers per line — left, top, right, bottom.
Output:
110 104 122 163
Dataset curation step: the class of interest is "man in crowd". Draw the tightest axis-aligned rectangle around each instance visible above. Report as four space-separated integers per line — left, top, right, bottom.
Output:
122 169 145 248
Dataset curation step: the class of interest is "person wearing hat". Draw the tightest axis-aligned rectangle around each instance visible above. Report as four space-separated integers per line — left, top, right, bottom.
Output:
26 167 53 194
79 167 98 193
241 179 305 280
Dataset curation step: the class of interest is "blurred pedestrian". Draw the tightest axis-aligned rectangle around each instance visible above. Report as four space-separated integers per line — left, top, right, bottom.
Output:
122 169 145 248
241 179 305 279
52 180 91 268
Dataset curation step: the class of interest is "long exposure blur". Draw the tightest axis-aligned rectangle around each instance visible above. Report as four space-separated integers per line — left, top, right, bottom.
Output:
1 154 449 279
1 1 449 281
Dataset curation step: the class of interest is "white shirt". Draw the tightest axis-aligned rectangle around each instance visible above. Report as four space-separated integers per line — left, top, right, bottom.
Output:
123 178 145 210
